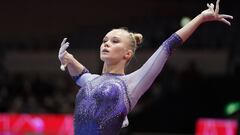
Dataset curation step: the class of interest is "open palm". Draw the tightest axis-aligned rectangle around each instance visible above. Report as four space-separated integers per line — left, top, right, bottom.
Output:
201 0 233 25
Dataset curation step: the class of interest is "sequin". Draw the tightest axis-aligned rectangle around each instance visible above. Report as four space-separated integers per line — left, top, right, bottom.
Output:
73 33 183 135
74 73 128 135
163 33 183 55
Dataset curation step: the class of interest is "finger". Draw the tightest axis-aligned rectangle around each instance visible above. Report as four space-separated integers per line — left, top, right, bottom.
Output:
61 42 70 51
60 64 67 71
207 3 214 12
215 0 220 14
61 38 67 46
58 51 67 59
210 3 215 12
219 14 233 19
59 42 70 55
207 3 211 9
220 18 231 26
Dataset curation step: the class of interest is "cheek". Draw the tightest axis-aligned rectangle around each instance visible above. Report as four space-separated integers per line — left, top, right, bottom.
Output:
100 44 104 50
111 47 125 58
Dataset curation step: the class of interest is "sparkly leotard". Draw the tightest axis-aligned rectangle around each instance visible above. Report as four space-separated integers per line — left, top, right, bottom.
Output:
73 33 182 135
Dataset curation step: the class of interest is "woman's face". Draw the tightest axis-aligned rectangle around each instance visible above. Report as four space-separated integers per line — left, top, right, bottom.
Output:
100 29 132 65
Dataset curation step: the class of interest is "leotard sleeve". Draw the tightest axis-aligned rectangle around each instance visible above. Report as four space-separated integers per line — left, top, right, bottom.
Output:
72 68 99 87
124 33 183 110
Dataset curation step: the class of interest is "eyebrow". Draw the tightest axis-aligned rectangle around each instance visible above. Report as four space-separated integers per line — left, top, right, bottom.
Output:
103 36 108 39
104 36 121 40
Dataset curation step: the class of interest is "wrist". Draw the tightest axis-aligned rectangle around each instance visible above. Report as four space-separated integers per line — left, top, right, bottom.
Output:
67 54 75 65
196 14 205 24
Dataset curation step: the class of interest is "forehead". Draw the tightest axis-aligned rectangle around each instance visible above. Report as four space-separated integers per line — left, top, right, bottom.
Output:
105 29 129 39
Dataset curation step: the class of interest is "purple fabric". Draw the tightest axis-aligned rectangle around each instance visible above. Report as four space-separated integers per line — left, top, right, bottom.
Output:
73 33 183 135
74 73 128 135
124 33 182 110
72 68 89 81
162 33 182 55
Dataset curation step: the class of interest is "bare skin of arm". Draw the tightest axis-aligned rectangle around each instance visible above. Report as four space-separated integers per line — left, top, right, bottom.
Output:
58 38 84 76
176 0 233 43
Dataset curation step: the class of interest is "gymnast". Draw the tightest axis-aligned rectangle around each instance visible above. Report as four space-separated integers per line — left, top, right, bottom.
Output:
58 0 233 134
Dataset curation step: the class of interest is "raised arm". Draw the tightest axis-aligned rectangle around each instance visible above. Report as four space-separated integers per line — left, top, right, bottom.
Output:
176 0 233 42
125 0 233 110
58 38 85 76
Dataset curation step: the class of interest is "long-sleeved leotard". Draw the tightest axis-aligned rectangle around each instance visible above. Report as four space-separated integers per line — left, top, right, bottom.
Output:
73 33 182 135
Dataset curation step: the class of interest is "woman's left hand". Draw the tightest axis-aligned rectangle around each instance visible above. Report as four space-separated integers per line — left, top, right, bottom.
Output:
201 0 233 25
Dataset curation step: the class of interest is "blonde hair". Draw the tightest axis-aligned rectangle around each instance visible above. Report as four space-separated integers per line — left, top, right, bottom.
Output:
129 32 143 55
114 27 143 55
112 27 143 65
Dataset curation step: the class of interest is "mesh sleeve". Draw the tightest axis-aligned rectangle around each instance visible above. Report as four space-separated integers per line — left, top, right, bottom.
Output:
124 33 182 110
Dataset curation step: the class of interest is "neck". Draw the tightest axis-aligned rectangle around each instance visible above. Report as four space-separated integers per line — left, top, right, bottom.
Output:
102 61 125 75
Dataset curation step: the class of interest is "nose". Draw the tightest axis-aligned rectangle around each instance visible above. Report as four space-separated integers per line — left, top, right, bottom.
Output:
103 42 109 48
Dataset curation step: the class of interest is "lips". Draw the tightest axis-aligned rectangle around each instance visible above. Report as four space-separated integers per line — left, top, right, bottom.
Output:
102 49 109 53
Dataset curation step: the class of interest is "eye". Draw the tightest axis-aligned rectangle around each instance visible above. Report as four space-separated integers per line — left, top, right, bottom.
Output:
102 37 108 43
111 37 120 43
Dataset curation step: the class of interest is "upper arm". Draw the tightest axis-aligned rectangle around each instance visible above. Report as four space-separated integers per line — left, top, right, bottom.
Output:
72 68 99 87
125 33 182 109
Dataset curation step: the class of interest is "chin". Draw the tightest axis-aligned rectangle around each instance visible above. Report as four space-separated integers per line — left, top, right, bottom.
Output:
100 55 108 61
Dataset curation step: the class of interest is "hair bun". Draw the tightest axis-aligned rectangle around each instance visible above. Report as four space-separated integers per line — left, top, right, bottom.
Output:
133 33 143 47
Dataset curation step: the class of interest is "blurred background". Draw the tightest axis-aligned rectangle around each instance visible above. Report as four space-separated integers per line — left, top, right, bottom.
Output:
0 0 239 134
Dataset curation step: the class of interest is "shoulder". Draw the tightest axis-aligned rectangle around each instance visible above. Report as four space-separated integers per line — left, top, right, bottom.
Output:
75 70 100 87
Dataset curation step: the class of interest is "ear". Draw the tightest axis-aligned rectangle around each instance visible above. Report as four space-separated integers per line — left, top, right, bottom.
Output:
124 50 133 60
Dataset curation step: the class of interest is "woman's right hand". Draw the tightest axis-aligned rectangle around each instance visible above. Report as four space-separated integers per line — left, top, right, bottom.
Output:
58 38 73 71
